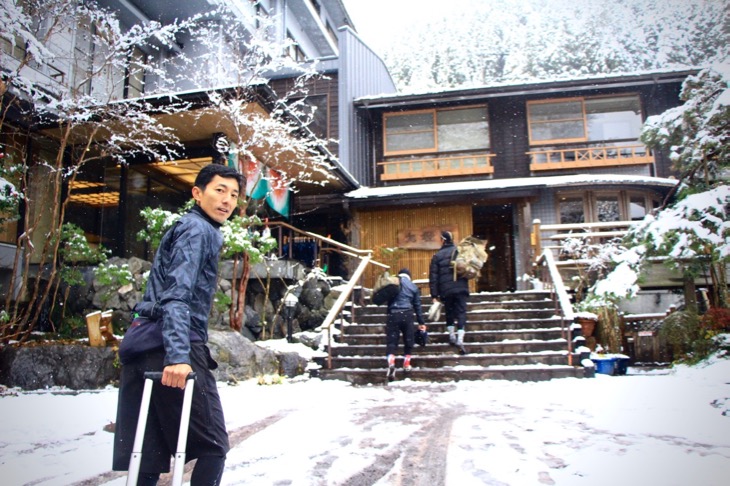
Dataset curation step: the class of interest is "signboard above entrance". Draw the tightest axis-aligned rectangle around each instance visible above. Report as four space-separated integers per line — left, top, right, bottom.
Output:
397 226 458 250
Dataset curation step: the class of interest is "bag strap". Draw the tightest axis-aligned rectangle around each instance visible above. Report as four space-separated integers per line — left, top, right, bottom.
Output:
450 247 458 281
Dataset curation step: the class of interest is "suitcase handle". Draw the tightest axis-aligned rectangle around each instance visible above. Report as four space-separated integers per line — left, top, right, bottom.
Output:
143 371 197 381
127 371 197 486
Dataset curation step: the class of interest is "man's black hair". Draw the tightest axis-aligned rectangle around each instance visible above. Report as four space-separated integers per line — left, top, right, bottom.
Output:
194 163 244 192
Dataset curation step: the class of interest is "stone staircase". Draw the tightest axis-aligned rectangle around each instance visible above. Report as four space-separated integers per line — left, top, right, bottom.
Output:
315 290 592 385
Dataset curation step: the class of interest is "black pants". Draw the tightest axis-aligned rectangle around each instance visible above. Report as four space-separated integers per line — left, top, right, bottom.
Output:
113 342 229 478
386 309 415 356
443 293 468 330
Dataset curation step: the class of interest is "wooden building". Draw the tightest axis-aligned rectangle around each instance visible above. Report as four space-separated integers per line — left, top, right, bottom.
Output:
345 71 693 290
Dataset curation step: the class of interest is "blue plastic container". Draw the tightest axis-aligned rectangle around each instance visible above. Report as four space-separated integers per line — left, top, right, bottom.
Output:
593 357 617 375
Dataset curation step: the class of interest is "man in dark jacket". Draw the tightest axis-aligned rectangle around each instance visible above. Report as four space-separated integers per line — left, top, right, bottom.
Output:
429 230 470 355
113 163 242 485
386 268 426 382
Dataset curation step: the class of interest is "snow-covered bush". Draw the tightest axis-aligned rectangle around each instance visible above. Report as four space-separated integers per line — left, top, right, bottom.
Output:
136 206 186 254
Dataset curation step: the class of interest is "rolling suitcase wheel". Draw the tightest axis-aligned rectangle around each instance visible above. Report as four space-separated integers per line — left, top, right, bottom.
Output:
126 371 197 486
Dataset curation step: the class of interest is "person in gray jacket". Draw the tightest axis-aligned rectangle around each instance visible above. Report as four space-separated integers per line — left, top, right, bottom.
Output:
113 163 242 485
386 268 426 382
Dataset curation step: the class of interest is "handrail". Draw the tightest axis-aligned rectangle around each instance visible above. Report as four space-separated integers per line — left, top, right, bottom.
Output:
264 221 390 369
536 249 576 365
378 153 495 181
532 219 634 263
319 254 373 369
537 250 575 321
267 220 388 269
539 220 634 232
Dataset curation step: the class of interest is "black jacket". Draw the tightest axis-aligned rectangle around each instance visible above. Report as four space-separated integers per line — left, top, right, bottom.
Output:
429 242 470 300
134 205 223 366
387 274 425 325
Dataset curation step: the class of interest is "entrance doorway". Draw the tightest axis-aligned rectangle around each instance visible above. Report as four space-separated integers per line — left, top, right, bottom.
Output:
472 205 515 292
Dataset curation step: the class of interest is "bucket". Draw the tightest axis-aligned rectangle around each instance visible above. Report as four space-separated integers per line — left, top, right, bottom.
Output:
593 357 617 375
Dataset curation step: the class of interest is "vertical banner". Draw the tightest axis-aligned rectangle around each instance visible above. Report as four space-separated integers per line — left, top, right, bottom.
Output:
240 154 268 199
266 168 290 218
228 147 289 218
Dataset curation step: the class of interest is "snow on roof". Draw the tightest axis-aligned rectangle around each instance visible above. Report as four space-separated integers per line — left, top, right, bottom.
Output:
345 174 678 199
355 67 699 102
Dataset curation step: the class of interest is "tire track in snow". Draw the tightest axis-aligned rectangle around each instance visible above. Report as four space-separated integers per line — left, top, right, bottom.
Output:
70 411 290 486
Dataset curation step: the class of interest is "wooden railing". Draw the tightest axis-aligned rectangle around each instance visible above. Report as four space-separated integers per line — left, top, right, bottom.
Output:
535 250 577 365
268 221 387 269
531 219 633 264
267 221 388 369
319 255 373 369
378 153 495 181
528 144 653 171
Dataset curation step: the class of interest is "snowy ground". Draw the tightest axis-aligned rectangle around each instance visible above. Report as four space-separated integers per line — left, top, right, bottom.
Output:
2 351 730 486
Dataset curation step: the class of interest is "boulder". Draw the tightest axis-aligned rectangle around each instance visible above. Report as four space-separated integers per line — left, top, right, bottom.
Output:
299 278 328 309
277 351 308 377
206 329 279 382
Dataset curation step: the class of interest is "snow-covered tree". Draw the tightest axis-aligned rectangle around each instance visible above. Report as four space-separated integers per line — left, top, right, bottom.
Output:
177 7 340 331
585 65 730 313
633 64 729 308
0 0 199 341
1 1 343 339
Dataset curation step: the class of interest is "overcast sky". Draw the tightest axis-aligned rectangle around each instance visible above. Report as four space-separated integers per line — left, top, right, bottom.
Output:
342 0 452 56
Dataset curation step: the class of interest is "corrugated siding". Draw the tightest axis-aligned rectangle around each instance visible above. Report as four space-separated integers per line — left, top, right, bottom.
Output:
354 205 473 288
339 26 397 185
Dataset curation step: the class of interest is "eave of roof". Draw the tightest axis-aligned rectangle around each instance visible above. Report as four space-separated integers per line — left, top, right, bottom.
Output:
354 68 699 109
345 174 679 202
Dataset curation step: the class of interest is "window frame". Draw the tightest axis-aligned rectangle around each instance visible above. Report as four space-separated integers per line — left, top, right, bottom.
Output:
556 190 660 224
124 46 147 99
527 95 643 147
527 97 588 146
289 94 330 140
383 109 437 156
383 104 490 156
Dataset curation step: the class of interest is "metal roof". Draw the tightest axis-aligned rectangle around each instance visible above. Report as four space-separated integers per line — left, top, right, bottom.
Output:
354 69 698 109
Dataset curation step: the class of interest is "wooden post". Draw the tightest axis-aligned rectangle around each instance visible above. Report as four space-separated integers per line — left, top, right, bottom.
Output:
531 219 542 263
100 310 117 344
85 311 105 347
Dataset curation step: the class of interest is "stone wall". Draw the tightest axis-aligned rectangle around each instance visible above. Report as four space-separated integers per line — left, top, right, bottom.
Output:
75 257 340 343
0 329 308 390
0 257 334 390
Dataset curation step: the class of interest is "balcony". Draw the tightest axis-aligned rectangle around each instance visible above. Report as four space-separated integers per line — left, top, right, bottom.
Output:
378 153 495 181
528 144 653 172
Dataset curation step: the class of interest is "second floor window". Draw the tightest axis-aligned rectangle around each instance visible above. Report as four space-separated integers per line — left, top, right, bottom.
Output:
286 31 306 62
528 95 643 145
384 106 490 156
125 47 146 99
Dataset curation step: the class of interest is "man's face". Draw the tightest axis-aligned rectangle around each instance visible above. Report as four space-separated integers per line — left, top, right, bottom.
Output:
192 175 240 224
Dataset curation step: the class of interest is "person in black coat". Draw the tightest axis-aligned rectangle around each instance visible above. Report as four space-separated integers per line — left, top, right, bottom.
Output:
385 268 426 382
429 231 470 355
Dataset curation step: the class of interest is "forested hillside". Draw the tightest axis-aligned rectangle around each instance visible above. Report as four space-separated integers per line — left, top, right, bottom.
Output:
368 0 728 91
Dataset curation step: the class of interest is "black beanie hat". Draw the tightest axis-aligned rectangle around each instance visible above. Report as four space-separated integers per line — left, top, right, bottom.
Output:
441 230 453 244
398 268 411 277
